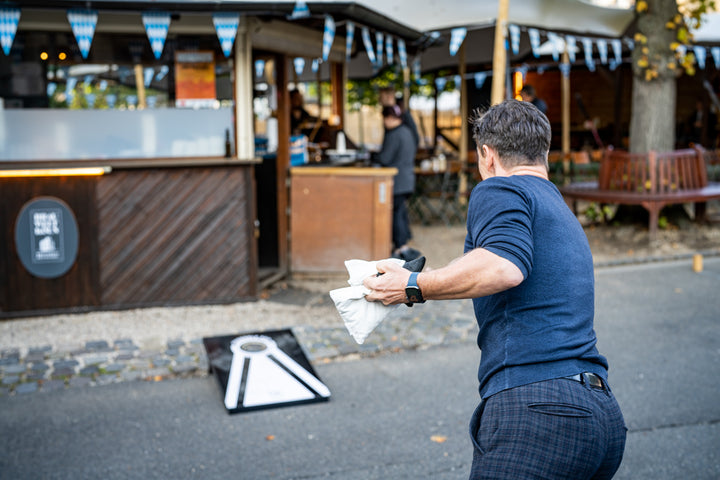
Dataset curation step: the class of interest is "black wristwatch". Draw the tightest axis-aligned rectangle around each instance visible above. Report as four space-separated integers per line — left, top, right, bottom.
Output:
405 272 425 305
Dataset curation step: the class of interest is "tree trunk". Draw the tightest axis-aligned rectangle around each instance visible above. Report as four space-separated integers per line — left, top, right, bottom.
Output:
628 0 681 153
629 77 676 153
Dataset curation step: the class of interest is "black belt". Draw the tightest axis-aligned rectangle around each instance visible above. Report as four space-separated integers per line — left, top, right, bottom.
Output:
565 372 605 389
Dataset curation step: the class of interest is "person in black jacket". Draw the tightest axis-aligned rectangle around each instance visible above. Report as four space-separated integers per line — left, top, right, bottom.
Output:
375 105 420 260
380 86 420 149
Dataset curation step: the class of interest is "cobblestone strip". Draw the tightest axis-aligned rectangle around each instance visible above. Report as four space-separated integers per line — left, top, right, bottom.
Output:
0 300 478 397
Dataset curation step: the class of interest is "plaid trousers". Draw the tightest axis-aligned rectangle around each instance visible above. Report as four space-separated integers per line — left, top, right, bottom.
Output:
469 377 627 479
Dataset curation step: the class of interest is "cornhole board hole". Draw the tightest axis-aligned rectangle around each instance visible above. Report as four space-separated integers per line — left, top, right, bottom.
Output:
203 329 330 414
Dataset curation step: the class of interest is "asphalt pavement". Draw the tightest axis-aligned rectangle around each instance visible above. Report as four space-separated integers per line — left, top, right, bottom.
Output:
1 258 719 479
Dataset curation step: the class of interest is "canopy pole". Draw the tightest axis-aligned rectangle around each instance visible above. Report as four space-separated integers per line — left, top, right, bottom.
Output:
458 41 469 205
491 0 509 105
561 50 571 181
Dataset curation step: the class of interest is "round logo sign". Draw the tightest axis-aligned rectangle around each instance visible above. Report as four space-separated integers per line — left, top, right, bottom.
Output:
14 197 79 279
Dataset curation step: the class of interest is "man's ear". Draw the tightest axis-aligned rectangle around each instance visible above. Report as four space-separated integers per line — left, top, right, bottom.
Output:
481 145 496 171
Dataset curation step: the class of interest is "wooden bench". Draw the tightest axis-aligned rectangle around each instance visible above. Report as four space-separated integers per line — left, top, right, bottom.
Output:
559 148 720 239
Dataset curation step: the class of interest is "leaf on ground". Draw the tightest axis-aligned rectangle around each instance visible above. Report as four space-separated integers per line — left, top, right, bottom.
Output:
430 435 447 443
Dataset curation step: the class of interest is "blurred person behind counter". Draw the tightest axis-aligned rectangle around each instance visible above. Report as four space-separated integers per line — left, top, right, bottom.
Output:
374 104 421 261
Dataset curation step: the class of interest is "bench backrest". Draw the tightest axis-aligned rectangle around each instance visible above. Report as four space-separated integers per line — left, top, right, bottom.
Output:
598 148 708 193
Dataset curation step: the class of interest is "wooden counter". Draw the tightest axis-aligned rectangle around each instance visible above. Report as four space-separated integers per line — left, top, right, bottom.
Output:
290 166 397 274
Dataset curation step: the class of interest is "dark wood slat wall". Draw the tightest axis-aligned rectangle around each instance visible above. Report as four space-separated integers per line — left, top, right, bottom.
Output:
97 167 256 307
1 165 257 318
0 177 101 314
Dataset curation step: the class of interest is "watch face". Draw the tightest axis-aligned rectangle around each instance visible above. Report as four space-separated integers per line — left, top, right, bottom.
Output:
405 287 424 304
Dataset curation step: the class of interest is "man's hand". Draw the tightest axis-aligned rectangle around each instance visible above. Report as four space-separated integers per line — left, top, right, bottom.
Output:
363 260 412 305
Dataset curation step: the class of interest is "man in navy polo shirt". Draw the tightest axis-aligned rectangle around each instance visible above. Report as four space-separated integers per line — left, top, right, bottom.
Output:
365 99 626 479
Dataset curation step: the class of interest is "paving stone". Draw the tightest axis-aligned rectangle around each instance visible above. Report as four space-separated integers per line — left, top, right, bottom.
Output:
53 359 79 369
15 382 38 395
174 355 194 364
3 364 27 375
26 372 46 381
167 339 185 349
82 355 108 366
24 352 47 363
115 352 135 361
29 345 52 354
41 379 66 392
85 340 110 351
165 348 180 357
0 357 19 367
29 362 50 373
152 358 171 367
2 375 20 386
1 348 20 360
52 367 76 378
114 339 136 349
103 363 124 373
69 377 92 388
80 365 100 376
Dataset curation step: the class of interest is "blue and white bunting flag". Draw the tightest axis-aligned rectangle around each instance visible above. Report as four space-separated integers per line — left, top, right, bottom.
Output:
345 21 355 62
127 95 137 107
147 96 157 108
144 67 154 87
255 59 265 78
47 82 57 97
547 32 560 61
559 63 571 78
474 72 487 89
312 58 320 73
84 75 94 86
597 39 608 64
322 15 335 62
142 12 171 59
156 65 169 81
454 75 461 88
582 37 595 72
712 47 720 69
0 7 20 56
625 38 635 51
213 12 240 58
566 35 577 63
294 57 305 76
66 77 78 101
694 46 706 69
375 31 384 66
676 44 687 57
361 27 376 64
67 9 98 59
86 93 96 108
508 24 520 55
435 76 447 91
288 1 310 20
106 94 117 109
449 27 467 56
528 28 540 58
386 35 394 65
397 38 407 68
611 39 622 64
412 56 421 81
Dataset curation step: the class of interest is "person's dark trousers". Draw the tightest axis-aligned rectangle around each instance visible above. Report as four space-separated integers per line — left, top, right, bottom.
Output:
392 193 412 250
469 377 627 479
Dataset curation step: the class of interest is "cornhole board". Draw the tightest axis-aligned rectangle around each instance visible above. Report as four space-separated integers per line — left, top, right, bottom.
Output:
203 329 330 414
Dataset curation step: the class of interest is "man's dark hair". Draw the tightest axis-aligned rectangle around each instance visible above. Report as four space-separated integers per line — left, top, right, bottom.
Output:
382 105 403 119
520 85 536 97
470 99 551 170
